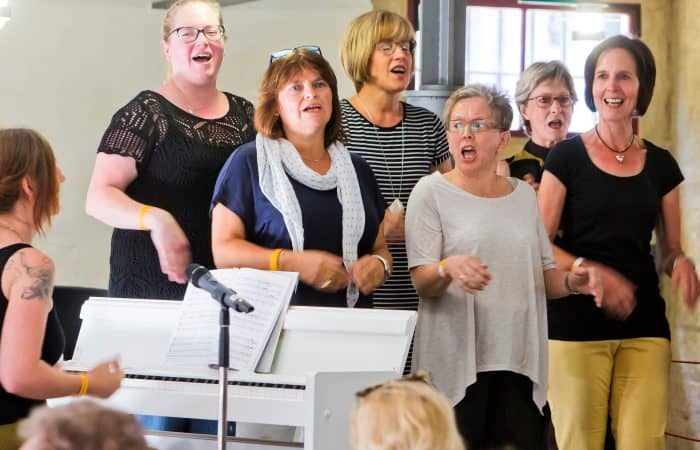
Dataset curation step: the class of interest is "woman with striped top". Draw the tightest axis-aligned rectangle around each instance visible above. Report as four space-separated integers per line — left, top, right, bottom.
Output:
339 11 451 371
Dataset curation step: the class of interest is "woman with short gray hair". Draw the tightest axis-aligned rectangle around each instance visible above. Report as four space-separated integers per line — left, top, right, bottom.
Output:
500 61 577 191
406 84 604 450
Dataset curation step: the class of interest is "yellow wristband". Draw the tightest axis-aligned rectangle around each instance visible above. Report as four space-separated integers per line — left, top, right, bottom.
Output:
138 205 152 231
437 259 448 279
78 373 89 396
270 248 283 271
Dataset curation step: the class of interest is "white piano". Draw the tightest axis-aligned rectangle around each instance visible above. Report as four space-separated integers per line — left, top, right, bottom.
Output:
53 298 416 450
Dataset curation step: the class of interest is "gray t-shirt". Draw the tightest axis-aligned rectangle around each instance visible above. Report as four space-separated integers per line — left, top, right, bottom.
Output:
406 172 555 410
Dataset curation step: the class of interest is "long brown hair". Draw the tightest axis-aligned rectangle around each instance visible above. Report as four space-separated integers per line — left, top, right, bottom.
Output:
0 128 60 234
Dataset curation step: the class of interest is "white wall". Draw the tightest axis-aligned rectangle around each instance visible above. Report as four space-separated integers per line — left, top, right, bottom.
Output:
0 0 371 288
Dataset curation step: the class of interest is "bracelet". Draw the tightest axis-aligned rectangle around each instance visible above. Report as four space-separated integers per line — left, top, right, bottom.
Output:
564 272 580 295
138 205 152 231
437 259 448 279
78 373 89 396
572 257 585 271
673 254 695 272
269 248 283 271
371 254 391 281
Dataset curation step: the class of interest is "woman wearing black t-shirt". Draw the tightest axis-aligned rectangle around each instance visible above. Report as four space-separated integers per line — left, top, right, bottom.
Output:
538 35 699 450
85 0 255 301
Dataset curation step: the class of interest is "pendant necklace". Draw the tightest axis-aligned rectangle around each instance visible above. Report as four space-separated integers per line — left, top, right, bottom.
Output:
356 96 405 213
595 125 636 164
171 81 196 115
171 80 217 116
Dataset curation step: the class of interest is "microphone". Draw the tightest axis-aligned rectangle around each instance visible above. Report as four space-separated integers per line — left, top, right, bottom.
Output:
186 264 254 313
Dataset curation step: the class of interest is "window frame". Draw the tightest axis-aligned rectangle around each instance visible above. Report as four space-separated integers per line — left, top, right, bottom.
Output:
408 0 641 136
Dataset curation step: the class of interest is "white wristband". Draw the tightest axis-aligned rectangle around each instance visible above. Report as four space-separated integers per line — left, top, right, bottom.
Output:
673 254 695 273
572 257 585 271
371 254 391 281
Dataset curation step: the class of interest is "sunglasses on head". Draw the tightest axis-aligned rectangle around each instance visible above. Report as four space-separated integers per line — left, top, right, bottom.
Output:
269 45 323 64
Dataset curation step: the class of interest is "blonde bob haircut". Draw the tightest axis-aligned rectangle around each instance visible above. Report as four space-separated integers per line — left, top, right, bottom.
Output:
340 10 416 93
350 378 465 450
255 49 345 147
0 128 59 235
162 0 225 41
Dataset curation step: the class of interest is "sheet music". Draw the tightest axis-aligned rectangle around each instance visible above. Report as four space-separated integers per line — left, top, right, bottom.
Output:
166 268 297 372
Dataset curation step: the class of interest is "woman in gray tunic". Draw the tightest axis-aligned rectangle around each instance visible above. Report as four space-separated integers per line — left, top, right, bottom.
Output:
405 84 616 450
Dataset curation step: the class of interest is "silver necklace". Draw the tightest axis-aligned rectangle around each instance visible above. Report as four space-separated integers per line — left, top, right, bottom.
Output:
356 96 405 212
171 81 217 116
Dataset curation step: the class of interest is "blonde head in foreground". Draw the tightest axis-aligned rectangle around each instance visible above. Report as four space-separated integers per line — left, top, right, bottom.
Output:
350 377 465 450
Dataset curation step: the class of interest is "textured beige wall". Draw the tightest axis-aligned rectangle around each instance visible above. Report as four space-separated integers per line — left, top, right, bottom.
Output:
371 0 406 16
667 0 700 448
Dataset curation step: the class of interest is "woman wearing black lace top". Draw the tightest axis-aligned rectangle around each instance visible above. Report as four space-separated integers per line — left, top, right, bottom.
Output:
86 0 254 301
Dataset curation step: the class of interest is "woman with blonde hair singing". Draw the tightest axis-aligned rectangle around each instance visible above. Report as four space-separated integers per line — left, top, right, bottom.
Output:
340 10 451 372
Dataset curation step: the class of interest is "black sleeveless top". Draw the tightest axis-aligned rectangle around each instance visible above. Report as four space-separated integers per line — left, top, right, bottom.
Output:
0 244 65 425
97 91 255 300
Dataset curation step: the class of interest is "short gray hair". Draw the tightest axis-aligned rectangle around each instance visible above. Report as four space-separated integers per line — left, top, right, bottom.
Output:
443 84 513 131
514 61 577 133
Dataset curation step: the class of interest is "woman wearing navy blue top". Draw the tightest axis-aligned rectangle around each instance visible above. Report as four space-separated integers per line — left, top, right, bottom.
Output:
211 48 390 308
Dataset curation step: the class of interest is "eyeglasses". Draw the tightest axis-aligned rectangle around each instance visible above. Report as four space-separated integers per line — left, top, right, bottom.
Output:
269 45 322 64
526 94 574 108
168 25 225 43
375 40 415 56
447 120 499 134
356 370 432 398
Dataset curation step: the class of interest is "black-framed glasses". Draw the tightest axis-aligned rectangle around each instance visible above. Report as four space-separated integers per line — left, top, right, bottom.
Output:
356 370 432 398
269 45 322 64
447 120 499 135
526 94 574 108
168 25 225 43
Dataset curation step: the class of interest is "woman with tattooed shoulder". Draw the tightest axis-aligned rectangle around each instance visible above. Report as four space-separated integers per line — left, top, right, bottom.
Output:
0 129 123 450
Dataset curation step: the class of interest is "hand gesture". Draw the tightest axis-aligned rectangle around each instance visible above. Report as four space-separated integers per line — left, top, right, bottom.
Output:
148 208 191 283
350 255 386 295
86 359 123 398
296 250 350 292
671 256 699 309
442 255 492 294
590 262 636 320
568 267 603 308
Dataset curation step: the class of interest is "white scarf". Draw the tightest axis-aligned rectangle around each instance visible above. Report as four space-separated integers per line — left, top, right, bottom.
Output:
256 134 365 307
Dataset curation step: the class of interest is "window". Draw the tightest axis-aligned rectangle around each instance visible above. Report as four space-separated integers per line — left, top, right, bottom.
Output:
463 1 639 133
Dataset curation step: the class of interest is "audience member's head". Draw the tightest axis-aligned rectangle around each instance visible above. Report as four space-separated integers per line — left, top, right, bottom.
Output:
18 400 152 450
350 373 465 450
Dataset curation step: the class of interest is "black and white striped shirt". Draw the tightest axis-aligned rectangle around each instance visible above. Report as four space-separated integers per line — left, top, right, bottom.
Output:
341 99 450 311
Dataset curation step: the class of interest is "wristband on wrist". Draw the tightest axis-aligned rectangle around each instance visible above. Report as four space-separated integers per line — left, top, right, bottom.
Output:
269 248 283 271
673 254 695 273
78 373 89 396
371 254 391 281
437 259 448 279
572 256 585 271
138 205 152 231
564 272 580 295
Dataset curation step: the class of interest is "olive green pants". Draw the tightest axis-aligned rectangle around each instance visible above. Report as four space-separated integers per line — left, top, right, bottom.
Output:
0 422 22 450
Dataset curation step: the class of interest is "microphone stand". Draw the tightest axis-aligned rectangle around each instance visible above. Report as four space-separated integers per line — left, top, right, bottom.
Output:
217 305 230 450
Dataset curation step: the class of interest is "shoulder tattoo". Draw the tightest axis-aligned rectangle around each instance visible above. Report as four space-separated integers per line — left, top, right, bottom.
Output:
13 250 53 301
